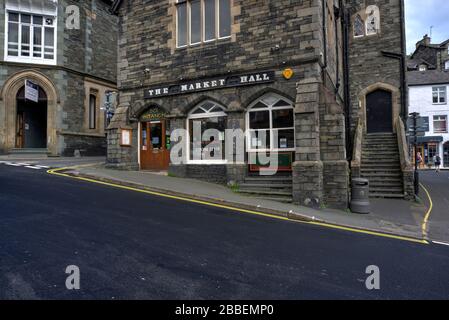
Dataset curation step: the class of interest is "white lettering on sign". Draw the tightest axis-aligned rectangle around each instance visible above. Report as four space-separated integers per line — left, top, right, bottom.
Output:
145 72 274 98
25 80 39 103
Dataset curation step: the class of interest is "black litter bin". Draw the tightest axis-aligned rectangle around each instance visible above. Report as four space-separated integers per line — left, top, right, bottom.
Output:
350 178 370 214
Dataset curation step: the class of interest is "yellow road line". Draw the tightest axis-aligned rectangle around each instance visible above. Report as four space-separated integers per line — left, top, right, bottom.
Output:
47 167 429 245
420 183 433 239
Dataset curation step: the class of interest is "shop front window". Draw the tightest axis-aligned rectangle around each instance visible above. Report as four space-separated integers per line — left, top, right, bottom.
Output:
187 101 227 163
247 94 295 151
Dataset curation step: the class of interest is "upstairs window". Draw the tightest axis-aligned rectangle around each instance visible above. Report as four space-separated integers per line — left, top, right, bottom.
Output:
176 0 231 48
433 86 447 104
5 10 57 64
445 61 449 70
434 116 448 134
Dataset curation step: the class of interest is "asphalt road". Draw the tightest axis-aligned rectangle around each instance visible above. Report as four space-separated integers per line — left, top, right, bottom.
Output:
1 164 449 300
420 170 449 242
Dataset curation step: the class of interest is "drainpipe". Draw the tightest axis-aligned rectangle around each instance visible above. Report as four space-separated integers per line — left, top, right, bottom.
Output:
340 1 352 161
381 1 408 121
322 0 328 69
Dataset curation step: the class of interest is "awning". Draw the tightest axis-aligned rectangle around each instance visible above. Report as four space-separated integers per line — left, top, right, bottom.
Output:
417 136 444 143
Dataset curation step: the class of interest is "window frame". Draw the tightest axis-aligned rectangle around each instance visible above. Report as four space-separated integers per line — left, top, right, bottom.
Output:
186 101 228 164
246 94 296 153
433 115 448 134
88 93 98 130
4 10 57 65
176 0 231 49
432 86 447 105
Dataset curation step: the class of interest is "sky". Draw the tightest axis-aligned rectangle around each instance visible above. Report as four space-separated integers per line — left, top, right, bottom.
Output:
405 0 449 54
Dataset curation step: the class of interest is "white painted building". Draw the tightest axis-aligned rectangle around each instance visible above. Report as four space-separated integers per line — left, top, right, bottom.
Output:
408 71 449 167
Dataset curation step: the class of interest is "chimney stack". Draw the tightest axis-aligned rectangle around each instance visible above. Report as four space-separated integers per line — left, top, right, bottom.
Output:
416 34 431 49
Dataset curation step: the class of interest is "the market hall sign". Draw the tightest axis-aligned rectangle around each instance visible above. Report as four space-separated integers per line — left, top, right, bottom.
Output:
144 71 275 99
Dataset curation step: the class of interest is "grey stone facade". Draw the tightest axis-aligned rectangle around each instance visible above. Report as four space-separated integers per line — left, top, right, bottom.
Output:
108 0 408 209
0 0 117 156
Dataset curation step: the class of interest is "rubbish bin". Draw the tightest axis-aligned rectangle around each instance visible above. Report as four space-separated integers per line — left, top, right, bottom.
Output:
350 178 370 214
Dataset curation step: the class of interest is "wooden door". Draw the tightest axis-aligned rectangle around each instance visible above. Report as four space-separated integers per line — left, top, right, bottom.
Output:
366 89 393 133
140 121 170 171
16 112 25 148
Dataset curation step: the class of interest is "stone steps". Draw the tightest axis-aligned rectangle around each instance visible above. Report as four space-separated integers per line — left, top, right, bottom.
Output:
360 133 404 199
237 176 293 203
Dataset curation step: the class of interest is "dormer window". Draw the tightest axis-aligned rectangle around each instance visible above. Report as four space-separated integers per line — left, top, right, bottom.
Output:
4 0 57 65
419 65 427 72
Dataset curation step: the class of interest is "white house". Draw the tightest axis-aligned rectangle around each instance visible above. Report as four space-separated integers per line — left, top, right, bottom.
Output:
408 71 449 167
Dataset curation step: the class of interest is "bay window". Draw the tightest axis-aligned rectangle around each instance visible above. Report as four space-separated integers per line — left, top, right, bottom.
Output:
247 94 295 152
176 0 231 47
5 1 57 64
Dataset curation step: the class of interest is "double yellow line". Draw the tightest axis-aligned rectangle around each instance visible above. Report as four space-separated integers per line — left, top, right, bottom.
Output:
47 167 429 245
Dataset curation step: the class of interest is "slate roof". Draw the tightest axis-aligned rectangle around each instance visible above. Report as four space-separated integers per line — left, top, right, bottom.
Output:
407 70 449 86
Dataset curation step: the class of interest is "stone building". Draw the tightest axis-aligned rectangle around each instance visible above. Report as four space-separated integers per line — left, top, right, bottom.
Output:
0 0 118 157
108 0 411 208
346 0 413 199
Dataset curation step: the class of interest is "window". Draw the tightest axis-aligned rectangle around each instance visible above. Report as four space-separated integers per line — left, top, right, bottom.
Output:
89 94 97 130
247 94 295 152
419 65 427 72
5 10 56 64
176 0 231 47
445 61 449 70
365 5 380 36
433 87 447 104
434 116 447 133
354 15 364 38
187 101 227 163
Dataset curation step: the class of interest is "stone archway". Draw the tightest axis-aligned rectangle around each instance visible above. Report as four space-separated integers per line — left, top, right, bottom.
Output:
0 70 59 155
358 82 400 134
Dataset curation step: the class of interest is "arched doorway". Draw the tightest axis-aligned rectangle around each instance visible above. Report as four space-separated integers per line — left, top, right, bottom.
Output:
15 85 48 149
0 70 58 155
366 89 393 133
139 106 170 171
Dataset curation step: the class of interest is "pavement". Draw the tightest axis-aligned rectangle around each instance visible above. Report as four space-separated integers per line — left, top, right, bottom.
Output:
1 164 449 299
65 164 431 241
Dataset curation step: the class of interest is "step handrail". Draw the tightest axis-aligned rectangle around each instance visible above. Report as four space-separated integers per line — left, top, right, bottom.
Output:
351 119 363 178
395 118 413 171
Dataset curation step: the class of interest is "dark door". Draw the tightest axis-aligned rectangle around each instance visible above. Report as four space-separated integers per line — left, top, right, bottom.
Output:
366 89 393 133
140 121 170 171
444 142 449 168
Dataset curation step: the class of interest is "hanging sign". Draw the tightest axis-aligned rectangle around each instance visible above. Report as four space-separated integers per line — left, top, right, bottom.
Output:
144 71 275 99
25 80 39 103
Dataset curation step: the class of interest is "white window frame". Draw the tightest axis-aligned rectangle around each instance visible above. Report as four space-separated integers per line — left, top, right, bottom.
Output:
186 101 228 164
176 0 231 48
433 115 448 134
432 86 447 105
445 61 449 70
4 10 57 65
246 94 296 153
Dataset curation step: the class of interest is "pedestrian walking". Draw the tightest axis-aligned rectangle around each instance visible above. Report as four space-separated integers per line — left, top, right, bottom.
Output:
435 155 441 172
417 152 423 169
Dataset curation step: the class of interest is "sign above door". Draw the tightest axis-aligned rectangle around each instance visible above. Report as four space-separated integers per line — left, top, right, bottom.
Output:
144 71 275 99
